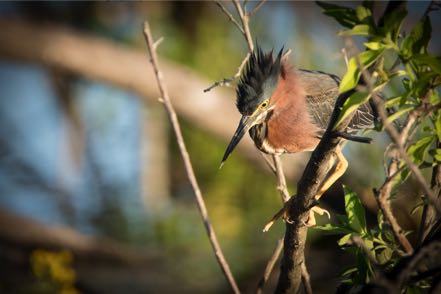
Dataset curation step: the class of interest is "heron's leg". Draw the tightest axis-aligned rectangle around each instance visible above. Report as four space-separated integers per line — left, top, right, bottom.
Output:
306 146 348 226
263 147 349 232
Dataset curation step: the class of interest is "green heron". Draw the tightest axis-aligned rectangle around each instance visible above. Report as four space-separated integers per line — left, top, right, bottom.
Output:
221 46 374 228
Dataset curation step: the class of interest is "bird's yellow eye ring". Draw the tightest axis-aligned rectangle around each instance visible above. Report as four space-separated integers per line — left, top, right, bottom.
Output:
260 100 269 108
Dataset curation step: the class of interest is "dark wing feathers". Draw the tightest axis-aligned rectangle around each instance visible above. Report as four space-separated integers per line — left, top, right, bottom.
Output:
297 69 375 134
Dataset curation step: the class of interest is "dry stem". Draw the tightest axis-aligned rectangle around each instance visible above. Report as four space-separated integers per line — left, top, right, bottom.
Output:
143 21 240 294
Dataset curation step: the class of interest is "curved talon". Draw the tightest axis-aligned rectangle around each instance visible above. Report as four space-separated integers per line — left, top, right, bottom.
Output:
284 216 294 224
305 206 331 227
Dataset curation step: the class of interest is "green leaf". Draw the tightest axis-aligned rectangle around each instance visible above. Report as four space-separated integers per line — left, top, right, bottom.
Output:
401 15 432 58
339 49 384 93
344 186 367 234
338 233 353 246
435 111 441 141
413 54 441 75
380 9 407 42
334 92 371 128
408 135 434 164
316 1 358 28
429 91 440 105
386 105 413 123
314 223 351 235
411 71 438 97
384 96 401 108
430 148 441 162
340 24 372 36
364 41 383 51
356 6 371 22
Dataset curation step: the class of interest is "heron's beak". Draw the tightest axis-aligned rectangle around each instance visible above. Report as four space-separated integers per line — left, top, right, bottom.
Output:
220 115 259 168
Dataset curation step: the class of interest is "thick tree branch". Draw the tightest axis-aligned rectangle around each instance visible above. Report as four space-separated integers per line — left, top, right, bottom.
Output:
275 90 358 293
143 22 240 294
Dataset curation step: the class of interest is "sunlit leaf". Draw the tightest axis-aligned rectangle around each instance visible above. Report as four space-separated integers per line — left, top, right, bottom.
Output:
340 24 371 36
407 135 434 164
338 233 353 246
344 186 367 234
339 49 384 93
435 111 441 141
334 92 371 128
364 41 383 51
356 6 371 22
314 223 351 235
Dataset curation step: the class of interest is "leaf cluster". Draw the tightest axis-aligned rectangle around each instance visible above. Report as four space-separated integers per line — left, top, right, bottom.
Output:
316 0 441 292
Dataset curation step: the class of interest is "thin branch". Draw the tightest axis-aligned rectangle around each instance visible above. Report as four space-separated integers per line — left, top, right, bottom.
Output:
396 241 441 288
214 2 313 292
143 22 240 294
260 152 277 174
203 53 250 92
215 1 244 34
256 238 284 294
248 0 267 17
419 139 441 243
233 0 254 52
373 112 418 255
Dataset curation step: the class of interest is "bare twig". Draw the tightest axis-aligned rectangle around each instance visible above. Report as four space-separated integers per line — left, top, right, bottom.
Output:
203 53 250 92
215 1 244 34
233 0 254 52
350 235 379 265
396 241 441 288
419 139 441 243
143 22 240 294
256 238 284 294
374 112 418 255
260 152 277 174
205 0 255 93
248 0 267 17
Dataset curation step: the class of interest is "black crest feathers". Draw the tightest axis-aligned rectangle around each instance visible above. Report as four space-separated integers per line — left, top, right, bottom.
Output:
236 45 284 115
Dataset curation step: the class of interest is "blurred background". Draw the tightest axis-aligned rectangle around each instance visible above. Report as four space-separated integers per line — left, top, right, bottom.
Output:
0 1 439 293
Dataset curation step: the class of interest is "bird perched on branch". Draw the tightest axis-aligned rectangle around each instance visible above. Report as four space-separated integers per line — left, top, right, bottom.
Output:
221 46 374 229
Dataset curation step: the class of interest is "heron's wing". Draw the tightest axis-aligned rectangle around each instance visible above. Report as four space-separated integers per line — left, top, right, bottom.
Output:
297 69 374 133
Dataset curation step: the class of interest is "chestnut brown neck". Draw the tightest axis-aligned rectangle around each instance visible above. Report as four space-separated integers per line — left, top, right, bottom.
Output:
265 64 320 153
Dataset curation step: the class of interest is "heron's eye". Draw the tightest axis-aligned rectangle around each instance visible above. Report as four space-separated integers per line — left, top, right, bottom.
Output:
260 100 269 108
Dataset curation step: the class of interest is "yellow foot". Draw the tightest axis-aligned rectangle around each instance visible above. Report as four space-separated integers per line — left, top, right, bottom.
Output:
263 204 330 232
305 206 330 227
263 203 291 233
